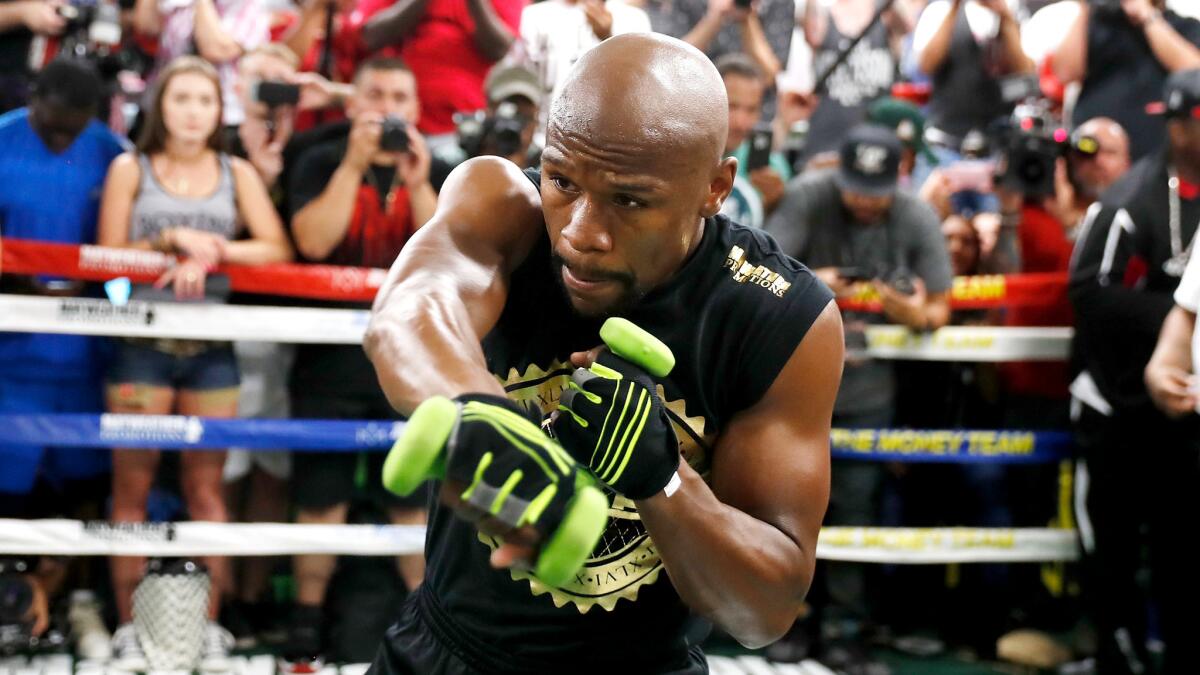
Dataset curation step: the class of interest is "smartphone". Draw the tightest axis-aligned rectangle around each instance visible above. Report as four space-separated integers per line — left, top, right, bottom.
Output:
942 160 995 194
746 124 773 172
734 0 752 8
252 80 301 107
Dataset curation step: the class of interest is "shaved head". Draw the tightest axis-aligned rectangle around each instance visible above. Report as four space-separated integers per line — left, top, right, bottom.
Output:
550 33 729 170
539 33 737 318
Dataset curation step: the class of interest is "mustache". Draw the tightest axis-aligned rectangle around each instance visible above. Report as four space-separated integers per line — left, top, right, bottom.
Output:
550 253 635 286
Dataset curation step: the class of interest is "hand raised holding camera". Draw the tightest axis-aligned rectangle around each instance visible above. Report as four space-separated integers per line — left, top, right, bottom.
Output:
343 113 384 174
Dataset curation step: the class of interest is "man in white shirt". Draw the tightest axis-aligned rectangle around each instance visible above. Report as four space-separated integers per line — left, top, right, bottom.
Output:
519 0 650 133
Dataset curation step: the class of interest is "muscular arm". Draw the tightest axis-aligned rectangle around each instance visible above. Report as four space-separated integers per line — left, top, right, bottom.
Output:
363 0 432 51
364 157 544 415
636 302 842 648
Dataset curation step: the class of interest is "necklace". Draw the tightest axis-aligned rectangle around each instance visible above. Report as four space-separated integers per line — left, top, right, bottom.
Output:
364 166 401 212
1164 167 1196 278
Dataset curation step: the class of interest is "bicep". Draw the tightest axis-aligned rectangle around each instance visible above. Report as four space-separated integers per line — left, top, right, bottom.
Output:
709 302 842 553
96 155 140 246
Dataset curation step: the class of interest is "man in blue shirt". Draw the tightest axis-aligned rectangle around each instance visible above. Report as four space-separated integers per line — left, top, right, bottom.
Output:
0 59 126 514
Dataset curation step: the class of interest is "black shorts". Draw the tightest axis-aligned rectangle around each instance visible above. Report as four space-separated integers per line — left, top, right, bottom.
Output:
290 389 427 511
367 587 709 675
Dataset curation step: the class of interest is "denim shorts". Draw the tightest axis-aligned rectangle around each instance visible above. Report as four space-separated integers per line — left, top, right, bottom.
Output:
107 339 240 391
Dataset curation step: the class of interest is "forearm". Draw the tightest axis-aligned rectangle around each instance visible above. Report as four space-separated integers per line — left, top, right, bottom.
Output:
222 238 292 265
366 270 507 414
922 296 952 330
363 0 430 51
0 4 27 32
409 182 437 230
132 0 161 36
466 0 514 63
917 4 959 75
1052 6 1088 83
637 462 810 648
1145 15 1200 72
742 16 780 79
802 0 825 48
193 0 241 63
683 13 722 51
1148 305 1196 377
291 163 361 260
999 16 1034 73
283 4 326 62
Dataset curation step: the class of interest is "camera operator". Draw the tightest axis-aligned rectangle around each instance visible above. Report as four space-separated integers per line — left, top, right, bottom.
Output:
0 0 65 112
282 56 442 669
1044 117 1131 231
436 62 540 171
1055 0 1200 160
718 53 790 229
764 124 952 672
1069 69 1200 675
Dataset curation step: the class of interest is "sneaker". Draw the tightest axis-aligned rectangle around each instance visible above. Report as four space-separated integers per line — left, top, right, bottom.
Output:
278 605 324 674
220 600 258 649
68 591 112 661
109 623 147 672
198 622 234 672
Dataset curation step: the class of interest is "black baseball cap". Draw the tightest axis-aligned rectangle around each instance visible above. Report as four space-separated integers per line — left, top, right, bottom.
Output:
837 125 902 197
1154 68 1200 120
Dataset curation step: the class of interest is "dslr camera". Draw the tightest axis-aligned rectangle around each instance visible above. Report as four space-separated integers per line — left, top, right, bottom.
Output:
454 102 528 159
380 116 410 153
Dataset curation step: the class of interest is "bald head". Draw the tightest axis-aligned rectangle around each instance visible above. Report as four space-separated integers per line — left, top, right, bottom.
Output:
1072 117 1131 199
550 33 729 168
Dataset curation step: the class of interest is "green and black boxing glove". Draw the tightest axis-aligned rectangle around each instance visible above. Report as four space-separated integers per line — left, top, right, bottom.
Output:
441 394 586 535
554 352 681 500
383 392 609 587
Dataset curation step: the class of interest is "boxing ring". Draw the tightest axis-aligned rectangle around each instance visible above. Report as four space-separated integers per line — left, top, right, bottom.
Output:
0 238 1081 673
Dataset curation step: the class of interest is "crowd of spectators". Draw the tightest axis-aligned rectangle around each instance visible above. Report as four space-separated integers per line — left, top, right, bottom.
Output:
2 0 1200 672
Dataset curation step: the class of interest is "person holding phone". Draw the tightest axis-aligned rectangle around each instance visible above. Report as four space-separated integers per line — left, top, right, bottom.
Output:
94 56 292 671
717 53 791 228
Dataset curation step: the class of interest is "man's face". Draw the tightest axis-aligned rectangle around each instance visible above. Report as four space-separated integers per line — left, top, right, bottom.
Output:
239 53 296 119
349 68 419 123
29 97 94 154
840 189 894 225
723 74 763 155
541 123 719 317
1169 118 1200 176
1070 125 1130 199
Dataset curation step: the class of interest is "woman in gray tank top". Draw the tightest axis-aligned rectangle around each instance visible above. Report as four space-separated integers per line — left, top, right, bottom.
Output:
94 56 292 670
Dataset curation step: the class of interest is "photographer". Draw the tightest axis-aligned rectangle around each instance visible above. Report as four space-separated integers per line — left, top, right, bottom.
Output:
435 62 540 171
912 0 1034 182
1055 0 1200 160
1069 69 1200 674
764 125 952 672
718 53 790 228
0 0 66 112
1044 116 1131 231
283 56 439 669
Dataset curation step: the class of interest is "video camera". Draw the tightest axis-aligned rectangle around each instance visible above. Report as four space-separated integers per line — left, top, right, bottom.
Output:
454 102 528 159
48 0 134 78
991 76 1067 198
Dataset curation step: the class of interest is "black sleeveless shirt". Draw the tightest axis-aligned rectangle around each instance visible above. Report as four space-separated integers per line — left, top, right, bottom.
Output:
416 169 834 673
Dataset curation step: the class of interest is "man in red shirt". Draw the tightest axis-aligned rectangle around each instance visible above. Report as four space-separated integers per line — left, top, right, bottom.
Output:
360 0 525 145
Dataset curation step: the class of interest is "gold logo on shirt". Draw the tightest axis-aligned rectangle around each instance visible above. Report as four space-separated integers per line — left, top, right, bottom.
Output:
724 245 792 297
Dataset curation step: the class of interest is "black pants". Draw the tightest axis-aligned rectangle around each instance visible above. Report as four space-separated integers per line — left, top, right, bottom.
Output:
1074 405 1200 674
